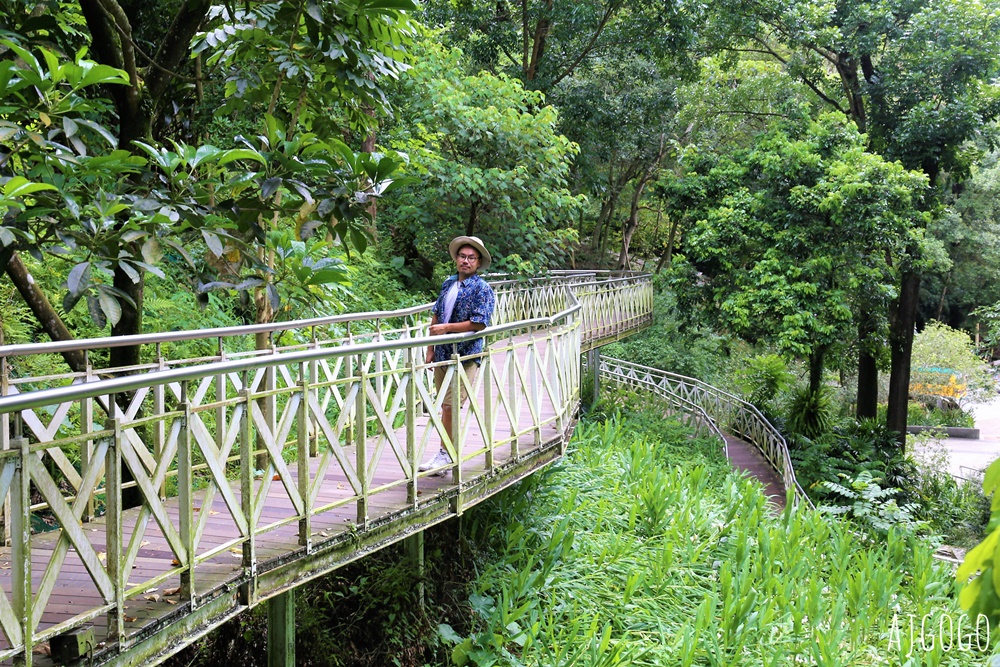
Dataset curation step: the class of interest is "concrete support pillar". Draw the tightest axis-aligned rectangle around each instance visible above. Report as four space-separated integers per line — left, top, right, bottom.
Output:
404 531 425 609
267 590 295 667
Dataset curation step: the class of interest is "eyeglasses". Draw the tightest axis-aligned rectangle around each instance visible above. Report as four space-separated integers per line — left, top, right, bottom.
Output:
457 253 479 262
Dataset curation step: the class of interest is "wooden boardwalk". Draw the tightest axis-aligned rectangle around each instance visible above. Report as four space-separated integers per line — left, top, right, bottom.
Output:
0 318 582 666
0 356 565 663
0 272 806 666
724 434 787 510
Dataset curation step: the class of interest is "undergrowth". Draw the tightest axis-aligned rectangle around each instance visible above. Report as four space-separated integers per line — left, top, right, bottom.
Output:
446 409 996 666
164 400 995 666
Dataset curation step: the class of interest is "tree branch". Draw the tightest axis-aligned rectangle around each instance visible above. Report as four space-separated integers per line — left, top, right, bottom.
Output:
548 0 622 88
95 0 139 99
745 38 847 114
146 0 214 101
3 251 87 373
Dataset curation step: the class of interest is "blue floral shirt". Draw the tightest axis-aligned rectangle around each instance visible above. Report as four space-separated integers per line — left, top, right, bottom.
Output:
431 274 496 363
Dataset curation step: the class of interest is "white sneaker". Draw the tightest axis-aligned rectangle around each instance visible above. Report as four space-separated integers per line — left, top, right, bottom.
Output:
418 449 453 475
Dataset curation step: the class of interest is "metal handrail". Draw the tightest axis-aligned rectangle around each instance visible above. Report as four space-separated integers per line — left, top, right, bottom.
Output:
0 271 648 360
600 356 812 507
0 298 581 415
598 363 728 452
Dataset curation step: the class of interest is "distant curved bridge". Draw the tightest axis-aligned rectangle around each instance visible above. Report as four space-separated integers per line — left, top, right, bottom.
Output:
0 270 803 666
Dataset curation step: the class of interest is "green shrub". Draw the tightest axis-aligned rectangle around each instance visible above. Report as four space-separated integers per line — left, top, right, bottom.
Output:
733 353 793 412
603 285 731 383
784 385 836 439
821 471 927 538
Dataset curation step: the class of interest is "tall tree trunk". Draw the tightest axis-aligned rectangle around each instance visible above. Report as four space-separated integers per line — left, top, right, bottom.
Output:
525 0 553 80
466 198 481 236
617 183 645 269
936 281 949 321
886 271 921 448
655 216 679 273
591 193 617 252
809 346 826 395
856 317 878 420
3 252 86 373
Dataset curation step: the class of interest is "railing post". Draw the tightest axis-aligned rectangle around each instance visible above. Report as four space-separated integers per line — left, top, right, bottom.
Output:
153 346 166 500
298 361 311 550
309 334 319 457
178 382 195 605
483 351 494 471
405 347 418 507
450 352 462 485
508 332 518 459
11 430 32 665
105 409 124 649
81 356 96 521
239 378 257 607
355 355 368 528
528 337 541 446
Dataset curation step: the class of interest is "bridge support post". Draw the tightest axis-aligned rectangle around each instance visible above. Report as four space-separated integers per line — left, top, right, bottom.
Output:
267 590 295 667
588 347 600 404
404 531 425 610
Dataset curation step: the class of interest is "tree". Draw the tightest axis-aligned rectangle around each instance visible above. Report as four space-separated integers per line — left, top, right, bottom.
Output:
0 0 417 368
554 55 678 268
383 40 585 276
674 114 928 392
422 0 698 90
910 321 993 406
923 150 1000 329
704 0 1000 441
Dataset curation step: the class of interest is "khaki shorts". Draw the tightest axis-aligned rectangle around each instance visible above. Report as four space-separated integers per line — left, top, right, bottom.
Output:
434 361 479 410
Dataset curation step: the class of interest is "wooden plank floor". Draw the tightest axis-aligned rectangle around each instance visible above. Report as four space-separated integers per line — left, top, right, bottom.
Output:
0 335 569 664
724 434 787 510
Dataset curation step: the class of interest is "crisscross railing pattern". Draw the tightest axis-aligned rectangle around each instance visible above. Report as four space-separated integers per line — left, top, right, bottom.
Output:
598 357 810 506
0 270 650 665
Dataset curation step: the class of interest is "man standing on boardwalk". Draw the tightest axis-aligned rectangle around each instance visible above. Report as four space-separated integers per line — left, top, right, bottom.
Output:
419 236 497 474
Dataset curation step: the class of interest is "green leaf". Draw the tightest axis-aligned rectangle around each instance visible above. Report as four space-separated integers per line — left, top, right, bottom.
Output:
984 458 1000 497
78 61 131 88
189 144 222 169
305 1 324 23
66 261 90 296
218 148 267 167
119 260 140 284
3 176 57 198
438 623 463 644
202 230 225 257
97 287 122 326
74 119 118 148
363 0 418 9
451 638 473 667
141 237 163 264
86 294 105 328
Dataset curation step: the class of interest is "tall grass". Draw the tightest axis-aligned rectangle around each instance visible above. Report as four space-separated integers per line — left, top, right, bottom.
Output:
451 409 994 666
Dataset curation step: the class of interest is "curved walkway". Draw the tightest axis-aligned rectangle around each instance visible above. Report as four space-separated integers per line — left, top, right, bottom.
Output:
0 272 652 666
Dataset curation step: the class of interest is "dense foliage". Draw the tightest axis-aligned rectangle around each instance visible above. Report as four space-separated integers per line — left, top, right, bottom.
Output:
452 407 986 666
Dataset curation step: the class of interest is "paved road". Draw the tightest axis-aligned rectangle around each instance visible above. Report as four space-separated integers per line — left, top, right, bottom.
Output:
920 396 1000 480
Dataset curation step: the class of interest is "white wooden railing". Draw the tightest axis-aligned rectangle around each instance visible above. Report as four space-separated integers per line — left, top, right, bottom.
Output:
0 271 652 664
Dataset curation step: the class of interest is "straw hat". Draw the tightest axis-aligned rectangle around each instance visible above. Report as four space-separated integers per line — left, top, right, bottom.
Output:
448 236 492 271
